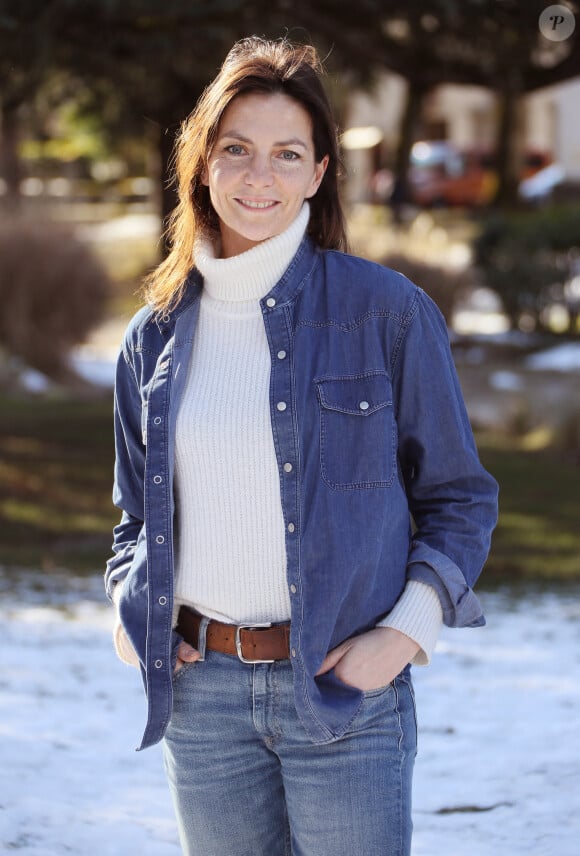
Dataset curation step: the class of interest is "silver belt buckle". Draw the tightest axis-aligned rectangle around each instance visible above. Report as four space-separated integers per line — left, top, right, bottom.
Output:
235 622 274 664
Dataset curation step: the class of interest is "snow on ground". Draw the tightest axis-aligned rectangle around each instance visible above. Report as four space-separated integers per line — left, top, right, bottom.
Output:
1 572 579 856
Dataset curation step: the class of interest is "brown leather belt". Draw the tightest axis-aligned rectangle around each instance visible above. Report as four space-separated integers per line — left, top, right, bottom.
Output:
176 606 291 663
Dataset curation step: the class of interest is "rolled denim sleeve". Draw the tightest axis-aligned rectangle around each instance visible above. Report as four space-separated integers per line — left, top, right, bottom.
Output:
407 553 486 628
393 286 499 627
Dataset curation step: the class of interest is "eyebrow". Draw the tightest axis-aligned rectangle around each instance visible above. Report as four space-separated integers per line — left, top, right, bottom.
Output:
218 131 308 149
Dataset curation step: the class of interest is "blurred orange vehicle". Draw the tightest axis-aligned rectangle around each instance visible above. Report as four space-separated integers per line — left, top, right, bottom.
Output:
407 140 551 207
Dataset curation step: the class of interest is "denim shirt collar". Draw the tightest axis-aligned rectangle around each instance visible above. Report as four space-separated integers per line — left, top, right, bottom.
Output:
156 235 319 337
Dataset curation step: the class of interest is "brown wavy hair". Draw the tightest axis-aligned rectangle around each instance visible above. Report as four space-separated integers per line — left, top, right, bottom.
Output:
143 36 347 313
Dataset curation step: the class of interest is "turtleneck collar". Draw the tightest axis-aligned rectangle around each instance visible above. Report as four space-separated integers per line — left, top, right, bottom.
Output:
194 202 310 303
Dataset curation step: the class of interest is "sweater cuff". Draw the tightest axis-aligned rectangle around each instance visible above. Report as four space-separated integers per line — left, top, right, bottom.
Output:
111 581 140 667
376 580 443 665
111 580 123 607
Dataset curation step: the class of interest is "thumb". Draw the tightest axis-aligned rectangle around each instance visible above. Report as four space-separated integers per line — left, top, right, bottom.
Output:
177 642 201 662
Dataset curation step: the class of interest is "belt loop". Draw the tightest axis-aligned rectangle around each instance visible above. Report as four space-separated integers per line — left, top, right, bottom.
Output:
196 615 210 660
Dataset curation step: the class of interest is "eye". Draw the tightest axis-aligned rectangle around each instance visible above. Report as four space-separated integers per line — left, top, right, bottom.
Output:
225 144 246 155
279 150 300 161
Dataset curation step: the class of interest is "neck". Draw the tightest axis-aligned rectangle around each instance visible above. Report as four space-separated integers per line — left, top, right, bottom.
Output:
194 202 310 302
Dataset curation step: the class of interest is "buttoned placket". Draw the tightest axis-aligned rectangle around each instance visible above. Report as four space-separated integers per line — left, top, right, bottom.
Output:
262 296 302 665
140 300 201 747
143 353 174 690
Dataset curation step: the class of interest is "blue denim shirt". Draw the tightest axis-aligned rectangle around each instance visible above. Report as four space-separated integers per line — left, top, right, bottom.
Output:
105 237 498 750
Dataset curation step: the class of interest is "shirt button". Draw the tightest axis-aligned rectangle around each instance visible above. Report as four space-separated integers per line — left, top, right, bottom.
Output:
153 475 162 484
277 401 287 412
158 596 167 606
359 400 370 411
155 534 165 544
290 584 297 594
153 417 162 425
291 647 297 658
154 659 163 668
283 462 293 473
277 350 287 360
266 297 276 307
287 522 295 533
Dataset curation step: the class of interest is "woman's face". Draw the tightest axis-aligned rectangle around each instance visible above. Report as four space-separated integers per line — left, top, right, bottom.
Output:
202 92 329 258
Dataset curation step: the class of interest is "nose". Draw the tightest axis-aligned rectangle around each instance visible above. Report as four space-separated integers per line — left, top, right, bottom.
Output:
244 154 274 187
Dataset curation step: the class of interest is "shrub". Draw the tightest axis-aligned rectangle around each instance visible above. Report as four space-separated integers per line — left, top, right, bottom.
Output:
473 203 580 331
0 218 109 381
552 407 580 463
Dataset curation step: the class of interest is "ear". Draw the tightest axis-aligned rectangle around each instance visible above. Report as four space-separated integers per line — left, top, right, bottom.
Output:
201 163 209 187
306 154 329 199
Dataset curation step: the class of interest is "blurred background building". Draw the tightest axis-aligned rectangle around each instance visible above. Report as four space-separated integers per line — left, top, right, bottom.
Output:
343 74 580 204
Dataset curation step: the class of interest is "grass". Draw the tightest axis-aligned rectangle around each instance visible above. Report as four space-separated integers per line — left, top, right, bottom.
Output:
478 439 580 583
0 394 579 582
0 394 117 573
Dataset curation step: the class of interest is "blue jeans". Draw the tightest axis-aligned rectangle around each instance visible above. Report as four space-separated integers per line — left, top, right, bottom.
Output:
162 641 417 856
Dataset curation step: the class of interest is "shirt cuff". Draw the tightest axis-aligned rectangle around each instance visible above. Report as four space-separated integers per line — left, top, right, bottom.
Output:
376 580 443 665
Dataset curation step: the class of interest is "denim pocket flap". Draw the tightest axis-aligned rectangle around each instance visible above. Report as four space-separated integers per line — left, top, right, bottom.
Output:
316 373 392 416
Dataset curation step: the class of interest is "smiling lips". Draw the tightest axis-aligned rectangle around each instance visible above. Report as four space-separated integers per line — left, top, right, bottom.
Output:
236 198 279 209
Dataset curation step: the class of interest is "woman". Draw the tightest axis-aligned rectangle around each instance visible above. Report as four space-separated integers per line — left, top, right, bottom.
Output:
106 36 498 856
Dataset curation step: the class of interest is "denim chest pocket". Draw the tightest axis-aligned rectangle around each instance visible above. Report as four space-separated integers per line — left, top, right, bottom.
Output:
315 373 396 489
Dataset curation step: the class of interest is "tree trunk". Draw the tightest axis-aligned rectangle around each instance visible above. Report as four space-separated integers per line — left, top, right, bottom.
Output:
0 102 23 211
492 69 525 209
392 77 427 216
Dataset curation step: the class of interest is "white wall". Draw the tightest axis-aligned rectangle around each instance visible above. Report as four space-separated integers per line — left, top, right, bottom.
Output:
525 77 580 178
431 85 496 149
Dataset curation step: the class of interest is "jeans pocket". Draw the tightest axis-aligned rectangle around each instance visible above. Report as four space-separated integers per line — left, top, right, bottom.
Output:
361 681 395 699
345 681 398 735
332 667 394 700
172 659 198 685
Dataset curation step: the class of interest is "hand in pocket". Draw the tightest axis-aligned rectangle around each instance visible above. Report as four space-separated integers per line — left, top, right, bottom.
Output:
316 627 419 692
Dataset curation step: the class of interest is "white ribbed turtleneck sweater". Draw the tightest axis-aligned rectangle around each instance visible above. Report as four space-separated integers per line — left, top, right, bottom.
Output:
171 202 443 663
172 205 310 626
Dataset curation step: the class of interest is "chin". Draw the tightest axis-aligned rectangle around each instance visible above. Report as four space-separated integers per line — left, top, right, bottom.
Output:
238 228 278 244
